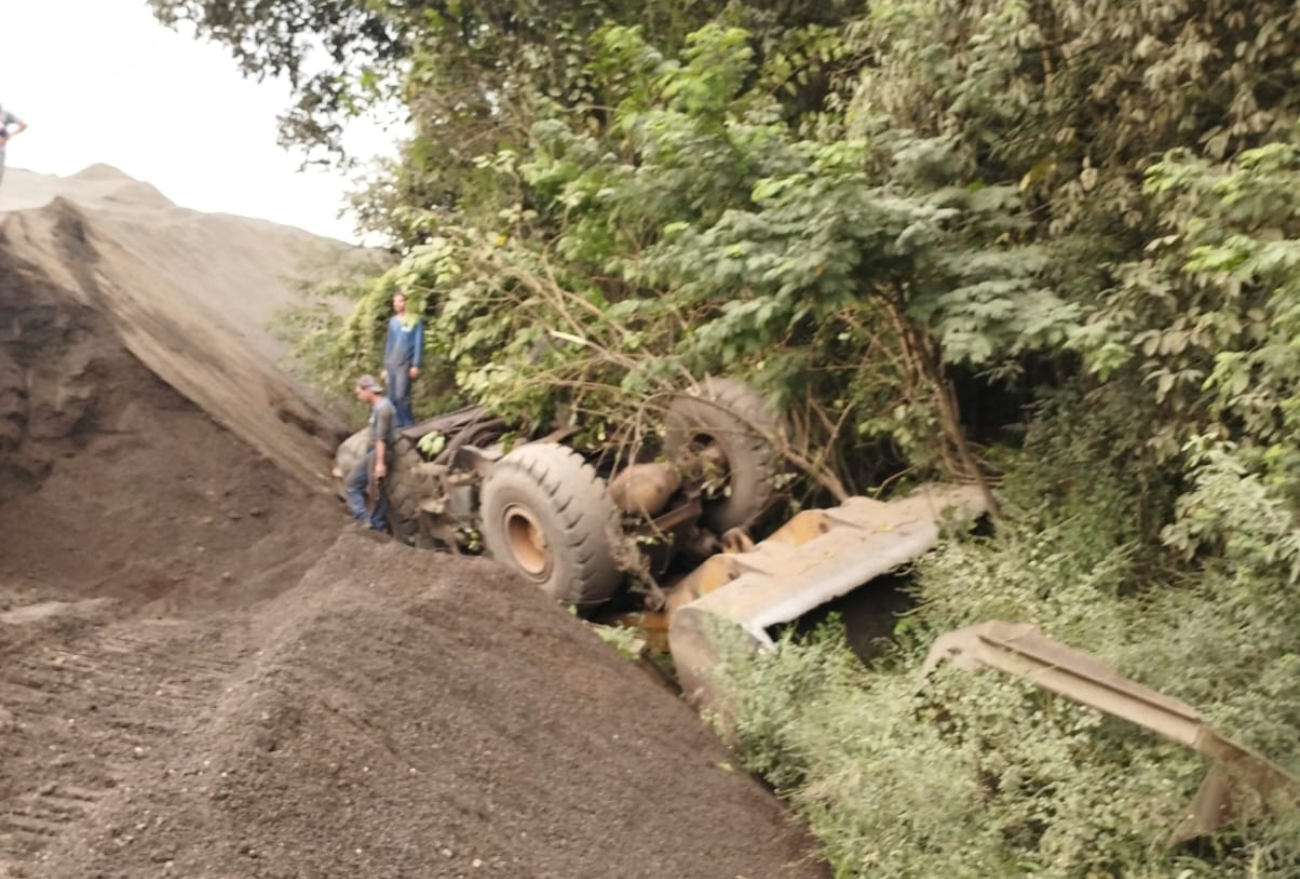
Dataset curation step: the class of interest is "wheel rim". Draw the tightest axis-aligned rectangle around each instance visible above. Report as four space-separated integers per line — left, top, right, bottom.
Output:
502 504 551 579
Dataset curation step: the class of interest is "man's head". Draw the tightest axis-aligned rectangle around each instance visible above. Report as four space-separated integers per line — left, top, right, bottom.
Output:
392 291 407 316
354 374 382 404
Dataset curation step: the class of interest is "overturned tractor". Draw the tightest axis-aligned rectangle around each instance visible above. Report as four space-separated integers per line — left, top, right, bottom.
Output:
334 377 787 614
335 377 988 702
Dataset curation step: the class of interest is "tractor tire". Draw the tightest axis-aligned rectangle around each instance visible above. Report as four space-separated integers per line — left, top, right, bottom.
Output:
334 428 370 499
384 436 425 544
480 442 622 614
663 376 783 534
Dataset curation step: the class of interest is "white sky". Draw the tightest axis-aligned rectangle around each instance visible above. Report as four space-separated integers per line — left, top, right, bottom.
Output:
0 0 400 243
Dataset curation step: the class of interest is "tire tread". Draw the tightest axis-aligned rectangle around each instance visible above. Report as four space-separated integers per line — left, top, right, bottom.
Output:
480 442 622 611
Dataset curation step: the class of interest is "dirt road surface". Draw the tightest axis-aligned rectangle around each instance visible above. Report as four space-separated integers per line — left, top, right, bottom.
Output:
0 169 827 878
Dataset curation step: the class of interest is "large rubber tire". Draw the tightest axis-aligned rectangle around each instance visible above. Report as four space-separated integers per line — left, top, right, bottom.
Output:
480 442 622 613
334 428 370 500
337 430 422 542
663 376 783 534
384 436 424 544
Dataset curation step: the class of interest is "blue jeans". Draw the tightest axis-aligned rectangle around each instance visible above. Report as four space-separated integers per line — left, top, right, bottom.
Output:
344 449 389 531
385 366 415 428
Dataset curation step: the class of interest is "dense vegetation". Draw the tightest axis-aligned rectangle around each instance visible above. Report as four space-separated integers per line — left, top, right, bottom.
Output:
154 0 1300 873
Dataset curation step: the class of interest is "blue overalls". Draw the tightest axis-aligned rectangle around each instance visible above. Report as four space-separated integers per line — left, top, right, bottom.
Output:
383 316 424 428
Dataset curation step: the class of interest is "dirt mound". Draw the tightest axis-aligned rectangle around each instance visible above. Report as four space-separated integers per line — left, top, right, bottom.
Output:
67 164 136 181
0 177 350 877
38 534 824 879
0 167 376 489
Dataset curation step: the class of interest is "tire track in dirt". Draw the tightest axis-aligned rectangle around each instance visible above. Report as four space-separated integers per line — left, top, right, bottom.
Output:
0 611 251 878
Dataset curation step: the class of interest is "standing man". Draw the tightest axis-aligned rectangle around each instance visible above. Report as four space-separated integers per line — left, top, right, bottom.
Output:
345 374 396 532
0 104 29 189
383 290 424 428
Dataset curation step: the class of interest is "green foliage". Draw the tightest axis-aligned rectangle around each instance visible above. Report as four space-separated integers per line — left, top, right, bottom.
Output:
723 641 1208 878
182 0 1300 873
715 434 1300 877
363 23 1073 496
1156 441 1300 761
275 249 464 418
590 623 643 662
273 247 397 397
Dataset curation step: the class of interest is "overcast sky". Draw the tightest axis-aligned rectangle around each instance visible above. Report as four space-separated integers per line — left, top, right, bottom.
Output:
0 0 398 243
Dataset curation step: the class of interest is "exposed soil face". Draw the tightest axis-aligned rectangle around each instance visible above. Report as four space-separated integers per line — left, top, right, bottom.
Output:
0 174 826 879
0 245 335 616
2 175 352 492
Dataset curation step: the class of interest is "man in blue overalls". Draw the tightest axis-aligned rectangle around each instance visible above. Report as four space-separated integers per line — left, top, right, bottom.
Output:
344 374 396 531
383 291 424 428
0 104 29 189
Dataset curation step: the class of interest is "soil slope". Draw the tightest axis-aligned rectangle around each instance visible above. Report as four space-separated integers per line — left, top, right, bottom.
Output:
39 536 824 879
0 166 362 490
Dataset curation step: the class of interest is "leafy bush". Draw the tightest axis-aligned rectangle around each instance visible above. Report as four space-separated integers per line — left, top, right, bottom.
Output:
172 0 1300 873
714 428 1300 877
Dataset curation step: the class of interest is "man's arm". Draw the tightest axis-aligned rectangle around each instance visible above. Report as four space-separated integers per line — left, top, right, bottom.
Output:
382 316 397 362
0 116 27 146
373 404 394 479
409 320 425 378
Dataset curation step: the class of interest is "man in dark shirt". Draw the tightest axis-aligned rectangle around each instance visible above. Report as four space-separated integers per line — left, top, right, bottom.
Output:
344 374 397 531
